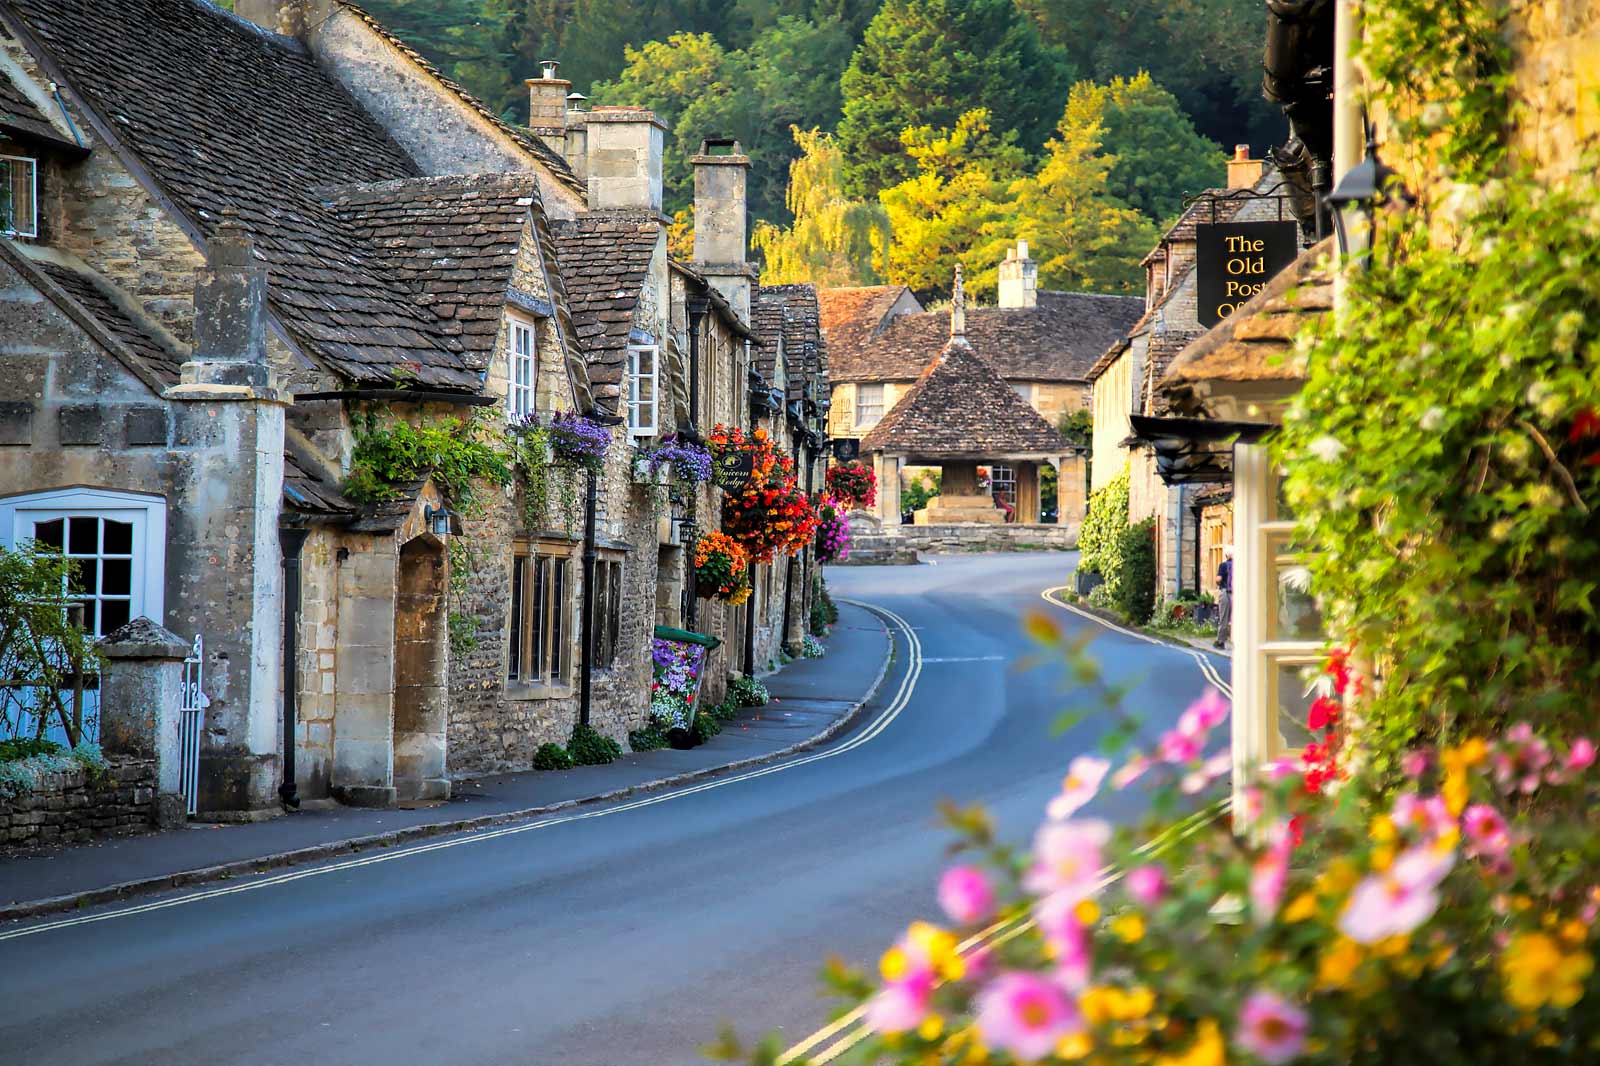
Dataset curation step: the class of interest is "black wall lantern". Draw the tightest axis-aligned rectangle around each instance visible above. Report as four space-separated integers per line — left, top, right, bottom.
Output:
1324 132 1412 264
423 504 457 537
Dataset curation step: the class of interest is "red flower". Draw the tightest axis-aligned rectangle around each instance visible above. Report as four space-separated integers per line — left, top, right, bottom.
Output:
1569 408 1600 442
1287 815 1306 848
1308 696 1340 732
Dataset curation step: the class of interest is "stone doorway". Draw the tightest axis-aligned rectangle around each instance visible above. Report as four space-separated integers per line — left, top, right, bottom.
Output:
393 535 449 801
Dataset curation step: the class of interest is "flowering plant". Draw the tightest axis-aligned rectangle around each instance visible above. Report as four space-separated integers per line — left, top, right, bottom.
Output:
827 461 877 510
547 411 611 471
715 617 1600 1066
708 424 819 563
638 435 714 484
649 694 691 732
650 637 704 708
814 493 852 563
693 531 749 601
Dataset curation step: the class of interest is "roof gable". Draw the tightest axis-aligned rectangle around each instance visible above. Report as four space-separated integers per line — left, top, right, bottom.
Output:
551 213 661 405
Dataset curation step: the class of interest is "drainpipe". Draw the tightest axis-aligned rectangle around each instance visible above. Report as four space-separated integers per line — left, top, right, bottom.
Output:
578 411 626 728
684 299 708 630
781 433 801 653
277 526 308 810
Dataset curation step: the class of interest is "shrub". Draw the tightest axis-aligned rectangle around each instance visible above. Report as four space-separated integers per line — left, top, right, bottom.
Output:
0 742 108 801
0 737 64 763
709 697 741 722
728 675 769 708
901 472 941 515
567 723 622 766
1114 518 1157 624
628 723 668 752
801 634 825 659
691 710 722 745
810 574 840 636
531 743 574 771
1077 463 1131 595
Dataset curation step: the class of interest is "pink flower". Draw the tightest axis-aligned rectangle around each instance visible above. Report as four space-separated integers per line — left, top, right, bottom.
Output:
1023 820 1110 903
1391 793 1454 840
1462 804 1511 861
1158 727 1203 764
1567 738 1596 773
1338 846 1456 944
1033 893 1092 990
1126 864 1167 907
1493 722 1552 794
938 865 996 926
1111 753 1151 789
865 971 934 1034
975 972 1084 1061
1181 688 1231 733
1262 757 1300 782
1250 828 1292 924
1047 755 1111 820
1400 749 1431 779
1181 750 1233 794
1236 990 1309 1065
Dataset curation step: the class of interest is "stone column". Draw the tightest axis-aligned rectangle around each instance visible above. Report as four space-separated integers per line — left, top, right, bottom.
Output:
874 454 901 524
98 617 190 828
164 218 288 816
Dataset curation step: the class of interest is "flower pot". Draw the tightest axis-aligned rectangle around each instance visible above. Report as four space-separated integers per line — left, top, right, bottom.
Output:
667 727 696 750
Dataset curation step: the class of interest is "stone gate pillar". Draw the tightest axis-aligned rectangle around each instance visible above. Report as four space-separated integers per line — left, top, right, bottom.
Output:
98 617 190 828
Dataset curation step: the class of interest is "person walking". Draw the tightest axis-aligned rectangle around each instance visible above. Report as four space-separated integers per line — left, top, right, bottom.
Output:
1214 546 1233 649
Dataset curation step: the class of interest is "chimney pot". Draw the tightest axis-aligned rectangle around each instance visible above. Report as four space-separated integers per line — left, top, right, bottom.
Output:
691 135 754 319
1227 145 1264 189
996 236 1037 309
566 92 588 112
541 59 561 80
526 59 574 157
585 107 668 213
1234 144 1250 160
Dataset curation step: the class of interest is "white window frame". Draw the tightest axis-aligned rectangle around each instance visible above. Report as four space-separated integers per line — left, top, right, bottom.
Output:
506 313 536 418
0 487 168 633
855 383 885 429
1 155 39 239
626 343 658 438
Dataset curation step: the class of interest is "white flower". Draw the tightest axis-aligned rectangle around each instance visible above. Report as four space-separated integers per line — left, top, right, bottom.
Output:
1420 102 1449 128
1308 436 1346 463
1420 407 1445 431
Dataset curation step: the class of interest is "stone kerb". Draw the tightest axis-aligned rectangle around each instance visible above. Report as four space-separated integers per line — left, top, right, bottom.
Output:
98 616 190 827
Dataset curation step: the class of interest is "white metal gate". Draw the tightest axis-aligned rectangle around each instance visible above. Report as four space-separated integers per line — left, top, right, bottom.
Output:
178 634 207 816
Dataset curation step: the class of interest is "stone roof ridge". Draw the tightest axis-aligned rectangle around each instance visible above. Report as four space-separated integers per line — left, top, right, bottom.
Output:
332 0 586 198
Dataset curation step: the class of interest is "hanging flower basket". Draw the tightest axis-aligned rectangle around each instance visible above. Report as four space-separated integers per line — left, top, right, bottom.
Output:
548 411 611 472
708 423 821 563
814 494 852 563
826 461 877 510
637 436 714 485
631 456 670 486
694 531 749 600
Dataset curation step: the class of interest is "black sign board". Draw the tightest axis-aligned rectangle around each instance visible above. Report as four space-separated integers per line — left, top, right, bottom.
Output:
714 451 755 492
1194 221 1299 328
832 438 860 462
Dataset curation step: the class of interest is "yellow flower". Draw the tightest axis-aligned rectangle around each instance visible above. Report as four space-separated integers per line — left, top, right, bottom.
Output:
1156 1019 1226 1066
1558 919 1588 948
906 921 964 982
1442 737 1488 772
1502 932 1595 1011
1371 844 1396 872
1319 938 1364 990
917 1015 944 1042
1317 858 1360 899
881 946 909 981
1056 1032 1094 1060
1112 913 1147 944
1283 892 1319 923
1373 934 1411 959
1076 899 1101 925
1369 815 1397 843
1442 769 1470 817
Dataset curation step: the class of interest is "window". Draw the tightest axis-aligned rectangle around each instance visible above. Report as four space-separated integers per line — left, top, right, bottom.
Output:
507 315 536 417
0 488 167 636
1012 383 1031 404
508 547 573 689
626 344 658 437
592 558 624 669
1 156 37 238
856 383 885 428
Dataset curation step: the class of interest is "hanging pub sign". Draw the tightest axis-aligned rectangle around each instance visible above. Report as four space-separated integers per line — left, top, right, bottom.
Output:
832 438 860 462
1194 221 1299 327
714 451 756 492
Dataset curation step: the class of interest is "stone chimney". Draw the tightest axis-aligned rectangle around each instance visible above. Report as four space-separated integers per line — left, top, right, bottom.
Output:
997 239 1038 309
691 138 755 321
1227 144 1264 189
948 262 966 341
526 60 572 155
584 107 667 214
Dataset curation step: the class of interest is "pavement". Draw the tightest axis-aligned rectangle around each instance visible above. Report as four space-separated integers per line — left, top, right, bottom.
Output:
0 601 891 918
0 553 1231 1066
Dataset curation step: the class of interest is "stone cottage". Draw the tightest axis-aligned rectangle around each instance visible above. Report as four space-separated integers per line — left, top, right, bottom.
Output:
0 0 825 821
819 244 1141 526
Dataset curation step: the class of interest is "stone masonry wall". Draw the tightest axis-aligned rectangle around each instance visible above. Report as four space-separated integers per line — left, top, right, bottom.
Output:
0 757 156 849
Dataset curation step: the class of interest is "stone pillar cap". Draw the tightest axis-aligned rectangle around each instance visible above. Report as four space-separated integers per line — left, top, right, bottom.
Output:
98 617 191 661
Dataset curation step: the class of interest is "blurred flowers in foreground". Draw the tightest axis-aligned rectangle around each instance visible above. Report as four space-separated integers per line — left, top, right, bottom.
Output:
709 613 1600 1066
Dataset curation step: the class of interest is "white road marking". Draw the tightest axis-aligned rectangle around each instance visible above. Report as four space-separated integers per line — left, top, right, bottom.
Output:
918 655 1006 663
1 601 923 943
1040 586 1232 698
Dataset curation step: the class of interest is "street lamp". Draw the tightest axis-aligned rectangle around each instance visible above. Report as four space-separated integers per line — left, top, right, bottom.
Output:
1324 132 1412 264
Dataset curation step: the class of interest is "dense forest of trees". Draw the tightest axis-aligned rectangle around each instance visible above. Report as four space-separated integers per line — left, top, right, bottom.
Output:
343 0 1285 295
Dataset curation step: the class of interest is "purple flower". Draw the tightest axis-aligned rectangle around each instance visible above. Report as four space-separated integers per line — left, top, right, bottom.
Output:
549 411 612 467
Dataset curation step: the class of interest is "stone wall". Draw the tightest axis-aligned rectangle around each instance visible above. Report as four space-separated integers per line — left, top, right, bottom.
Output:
0 757 156 849
1506 1 1600 180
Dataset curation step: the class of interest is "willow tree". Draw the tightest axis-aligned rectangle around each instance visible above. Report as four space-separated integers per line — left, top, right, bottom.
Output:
751 128 890 286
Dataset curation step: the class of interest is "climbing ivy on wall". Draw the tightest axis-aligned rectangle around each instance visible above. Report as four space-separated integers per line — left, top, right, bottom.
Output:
1076 462 1131 594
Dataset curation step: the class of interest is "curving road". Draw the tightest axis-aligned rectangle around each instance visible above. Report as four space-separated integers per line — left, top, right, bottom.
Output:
0 553 1227 1066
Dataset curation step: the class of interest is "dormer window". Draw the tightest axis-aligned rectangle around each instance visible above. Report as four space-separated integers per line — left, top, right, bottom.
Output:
1 155 38 238
626 343 657 438
506 313 536 417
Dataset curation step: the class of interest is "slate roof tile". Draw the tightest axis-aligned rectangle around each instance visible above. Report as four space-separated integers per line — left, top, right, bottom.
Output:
0 63 63 144
860 337 1065 458
551 213 659 391
754 283 825 402
815 285 911 366
32 258 185 385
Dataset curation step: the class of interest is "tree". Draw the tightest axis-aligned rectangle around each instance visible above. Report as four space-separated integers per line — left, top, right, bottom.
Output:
363 0 527 117
1060 73 1225 224
0 546 100 748
837 0 1069 196
752 129 890 286
878 110 1028 300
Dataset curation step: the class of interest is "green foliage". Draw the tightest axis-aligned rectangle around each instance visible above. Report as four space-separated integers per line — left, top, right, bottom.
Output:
629 722 669 752
809 572 839 636
1076 462 1129 586
0 737 63 763
1113 517 1157 624
751 127 889 285
0 742 107 801
901 472 941 515
1058 73 1226 224
531 742 575 771
728 675 770 708
344 407 512 511
837 0 1067 196
691 709 722 744
1055 410 1092 447
0 546 101 747
567 723 623 765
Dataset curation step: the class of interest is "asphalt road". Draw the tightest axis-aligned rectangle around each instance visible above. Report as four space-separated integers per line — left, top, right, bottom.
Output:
0 553 1227 1066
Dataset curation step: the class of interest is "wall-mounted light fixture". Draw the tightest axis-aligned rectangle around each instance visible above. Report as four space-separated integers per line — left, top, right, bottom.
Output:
424 504 454 537
1325 132 1412 265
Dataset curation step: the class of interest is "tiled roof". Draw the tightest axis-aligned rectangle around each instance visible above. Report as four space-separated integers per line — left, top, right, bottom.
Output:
816 285 914 358
33 259 185 384
1085 257 1198 383
319 174 539 373
0 64 63 144
1162 239 1333 396
1140 188 1250 265
333 1 585 199
668 259 751 338
2 0 485 390
754 283 826 401
750 289 788 384
551 212 660 398
861 337 1065 458
827 292 1142 384
1143 329 1208 415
